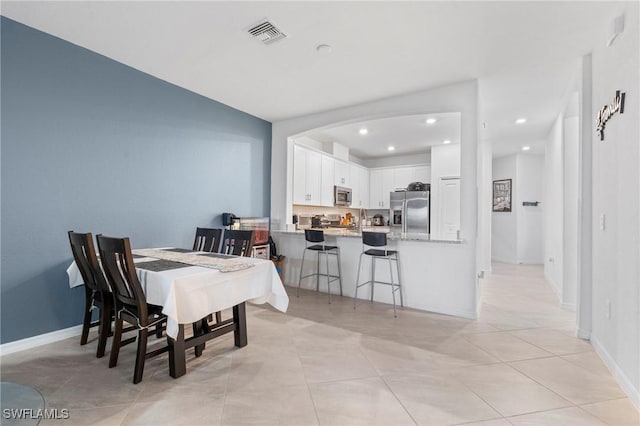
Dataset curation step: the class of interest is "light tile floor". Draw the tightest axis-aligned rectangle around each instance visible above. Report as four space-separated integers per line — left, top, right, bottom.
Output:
1 262 638 425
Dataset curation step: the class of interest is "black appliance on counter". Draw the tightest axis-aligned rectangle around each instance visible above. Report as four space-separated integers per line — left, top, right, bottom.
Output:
371 214 385 226
222 212 238 227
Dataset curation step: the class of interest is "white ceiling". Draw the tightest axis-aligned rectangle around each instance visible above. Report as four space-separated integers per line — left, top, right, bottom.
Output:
304 113 461 159
2 1 617 157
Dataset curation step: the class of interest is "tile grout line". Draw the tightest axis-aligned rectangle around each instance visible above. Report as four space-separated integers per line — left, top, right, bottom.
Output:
216 347 233 426
377 375 419 425
294 330 324 426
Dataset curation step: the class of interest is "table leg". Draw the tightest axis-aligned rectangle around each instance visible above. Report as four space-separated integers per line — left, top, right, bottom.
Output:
193 320 205 357
168 324 186 378
233 302 248 347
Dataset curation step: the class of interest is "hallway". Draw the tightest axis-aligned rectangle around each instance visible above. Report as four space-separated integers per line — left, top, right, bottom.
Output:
1 263 638 425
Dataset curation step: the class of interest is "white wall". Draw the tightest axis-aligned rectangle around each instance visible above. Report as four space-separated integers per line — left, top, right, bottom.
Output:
516 154 544 264
491 154 543 264
589 2 639 407
543 116 564 296
492 155 518 263
271 80 480 319
563 114 580 309
477 137 493 273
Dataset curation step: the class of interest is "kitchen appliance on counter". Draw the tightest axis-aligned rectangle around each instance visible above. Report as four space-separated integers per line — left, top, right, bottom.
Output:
230 216 271 259
390 188 430 234
327 213 342 226
222 212 238 227
407 181 429 191
296 214 312 229
371 214 385 226
334 186 352 207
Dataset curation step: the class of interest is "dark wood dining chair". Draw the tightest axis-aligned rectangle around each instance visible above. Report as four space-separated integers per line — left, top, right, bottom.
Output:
96 235 169 384
220 230 255 257
200 230 255 337
193 227 222 252
68 231 113 358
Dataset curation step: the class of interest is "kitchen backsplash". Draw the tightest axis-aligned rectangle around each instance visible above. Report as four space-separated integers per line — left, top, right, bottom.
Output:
293 205 389 222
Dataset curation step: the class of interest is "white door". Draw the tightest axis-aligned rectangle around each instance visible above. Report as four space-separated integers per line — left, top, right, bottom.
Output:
439 177 461 240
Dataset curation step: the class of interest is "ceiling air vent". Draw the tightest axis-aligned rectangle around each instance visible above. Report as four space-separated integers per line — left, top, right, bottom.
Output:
247 19 287 45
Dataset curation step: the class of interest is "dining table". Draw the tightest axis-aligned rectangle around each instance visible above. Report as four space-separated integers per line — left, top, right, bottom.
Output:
66 247 289 378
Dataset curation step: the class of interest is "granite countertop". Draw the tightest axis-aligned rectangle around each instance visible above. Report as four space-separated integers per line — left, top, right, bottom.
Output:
273 228 464 244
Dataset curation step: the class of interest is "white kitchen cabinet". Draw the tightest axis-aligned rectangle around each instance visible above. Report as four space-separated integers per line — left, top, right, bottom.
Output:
350 164 370 208
321 155 335 207
370 169 394 209
334 160 351 187
414 166 431 183
292 145 322 205
393 167 414 190
360 167 370 209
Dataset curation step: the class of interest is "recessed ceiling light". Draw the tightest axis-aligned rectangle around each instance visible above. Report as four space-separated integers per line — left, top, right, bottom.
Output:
522 146 531 151
359 128 368 135
316 44 332 54
426 118 437 125
443 140 451 144
387 146 395 151
515 118 527 124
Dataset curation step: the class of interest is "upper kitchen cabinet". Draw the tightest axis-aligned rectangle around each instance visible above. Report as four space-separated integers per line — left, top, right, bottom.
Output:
370 168 395 209
393 167 414 190
414 166 430 183
393 166 431 190
320 155 335 207
334 160 351 187
350 164 370 209
293 145 322 205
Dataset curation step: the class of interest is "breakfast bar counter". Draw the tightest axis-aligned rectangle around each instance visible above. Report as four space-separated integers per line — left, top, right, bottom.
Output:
272 229 477 320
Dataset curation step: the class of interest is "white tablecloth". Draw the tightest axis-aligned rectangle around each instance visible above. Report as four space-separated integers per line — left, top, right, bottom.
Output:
66 251 289 339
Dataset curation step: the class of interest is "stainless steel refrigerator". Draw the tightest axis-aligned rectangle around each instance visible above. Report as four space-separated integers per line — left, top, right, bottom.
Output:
390 190 430 234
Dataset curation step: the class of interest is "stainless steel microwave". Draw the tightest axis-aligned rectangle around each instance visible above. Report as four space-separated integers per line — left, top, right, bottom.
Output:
334 186 352 206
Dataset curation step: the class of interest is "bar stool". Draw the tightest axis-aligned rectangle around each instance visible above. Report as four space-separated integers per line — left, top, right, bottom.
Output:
297 229 343 303
354 231 403 317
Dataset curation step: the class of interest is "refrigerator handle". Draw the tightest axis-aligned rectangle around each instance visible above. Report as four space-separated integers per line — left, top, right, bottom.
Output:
402 200 407 234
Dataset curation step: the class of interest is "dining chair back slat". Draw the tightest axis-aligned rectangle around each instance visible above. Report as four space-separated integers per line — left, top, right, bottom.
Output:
193 227 222 252
68 231 113 357
68 231 109 295
220 230 255 257
96 235 149 324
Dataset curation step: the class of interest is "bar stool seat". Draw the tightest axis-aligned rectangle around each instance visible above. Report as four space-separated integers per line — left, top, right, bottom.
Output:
307 244 339 251
297 229 343 303
354 231 403 317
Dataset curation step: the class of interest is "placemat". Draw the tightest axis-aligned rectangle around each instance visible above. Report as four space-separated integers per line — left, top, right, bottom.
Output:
162 248 194 253
199 253 236 259
135 259 191 272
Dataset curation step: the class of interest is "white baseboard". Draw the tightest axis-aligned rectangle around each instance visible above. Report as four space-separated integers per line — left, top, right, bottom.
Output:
561 302 576 311
576 327 591 340
591 335 640 410
0 325 83 357
544 274 562 302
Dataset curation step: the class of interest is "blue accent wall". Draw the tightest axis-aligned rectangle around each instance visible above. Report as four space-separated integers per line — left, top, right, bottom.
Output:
0 17 272 344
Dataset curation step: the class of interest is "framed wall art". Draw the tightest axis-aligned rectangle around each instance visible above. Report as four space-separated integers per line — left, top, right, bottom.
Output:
493 179 512 212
